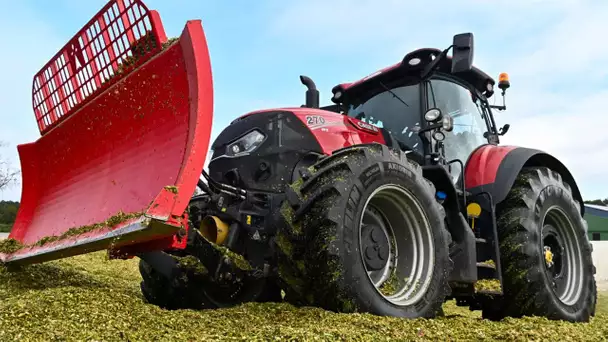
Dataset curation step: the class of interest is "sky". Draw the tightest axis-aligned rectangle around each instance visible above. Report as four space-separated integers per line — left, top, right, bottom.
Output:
0 0 607 202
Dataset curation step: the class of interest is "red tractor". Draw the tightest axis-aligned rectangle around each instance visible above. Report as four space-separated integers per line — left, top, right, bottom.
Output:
1 0 596 322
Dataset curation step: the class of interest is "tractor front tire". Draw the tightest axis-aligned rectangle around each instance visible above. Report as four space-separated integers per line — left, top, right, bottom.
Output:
482 167 597 322
276 144 453 318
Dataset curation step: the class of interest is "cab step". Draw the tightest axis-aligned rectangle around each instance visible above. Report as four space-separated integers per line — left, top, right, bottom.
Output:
474 278 503 295
476 261 496 269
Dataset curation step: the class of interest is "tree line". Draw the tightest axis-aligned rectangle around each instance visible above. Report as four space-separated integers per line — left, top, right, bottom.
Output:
0 201 19 232
584 199 608 206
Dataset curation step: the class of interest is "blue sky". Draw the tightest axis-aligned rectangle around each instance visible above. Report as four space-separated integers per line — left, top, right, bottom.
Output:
1 0 607 202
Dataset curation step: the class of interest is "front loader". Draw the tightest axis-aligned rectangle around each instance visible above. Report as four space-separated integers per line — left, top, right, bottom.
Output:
1 0 596 322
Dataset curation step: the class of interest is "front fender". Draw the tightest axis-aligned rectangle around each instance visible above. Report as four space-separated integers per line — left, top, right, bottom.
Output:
464 145 584 215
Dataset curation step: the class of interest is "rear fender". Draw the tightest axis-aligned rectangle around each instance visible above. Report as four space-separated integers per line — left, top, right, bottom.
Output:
465 145 584 215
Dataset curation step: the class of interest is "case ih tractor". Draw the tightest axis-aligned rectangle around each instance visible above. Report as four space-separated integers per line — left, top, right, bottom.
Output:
1 0 596 323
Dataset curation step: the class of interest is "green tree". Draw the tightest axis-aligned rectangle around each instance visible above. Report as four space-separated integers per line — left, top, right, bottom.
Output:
0 201 19 232
584 198 608 206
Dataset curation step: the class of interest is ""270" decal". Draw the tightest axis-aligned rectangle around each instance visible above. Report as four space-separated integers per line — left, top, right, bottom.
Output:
305 115 326 126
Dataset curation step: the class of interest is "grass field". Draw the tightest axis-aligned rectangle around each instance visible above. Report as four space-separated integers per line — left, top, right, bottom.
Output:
0 251 606 341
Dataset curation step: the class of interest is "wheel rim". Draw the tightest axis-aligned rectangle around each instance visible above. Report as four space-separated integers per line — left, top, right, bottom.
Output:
541 206 584 306
358 184 435 306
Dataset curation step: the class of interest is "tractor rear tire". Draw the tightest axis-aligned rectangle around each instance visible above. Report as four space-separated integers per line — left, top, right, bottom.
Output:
276 143 453 318
482 167 597 322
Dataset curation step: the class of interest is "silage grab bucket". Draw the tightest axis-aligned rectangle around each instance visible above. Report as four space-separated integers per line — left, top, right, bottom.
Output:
0 0 213 265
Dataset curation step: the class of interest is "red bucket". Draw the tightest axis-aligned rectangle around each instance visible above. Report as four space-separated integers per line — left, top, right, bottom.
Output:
1 0 213 266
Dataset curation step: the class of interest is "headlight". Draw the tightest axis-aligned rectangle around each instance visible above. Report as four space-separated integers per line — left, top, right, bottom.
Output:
424 108 442 122
225 129 266 157
432 131 445 141
442 115 454 132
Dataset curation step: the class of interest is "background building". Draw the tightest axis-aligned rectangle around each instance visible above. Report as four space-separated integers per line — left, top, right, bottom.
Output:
585 204 608 241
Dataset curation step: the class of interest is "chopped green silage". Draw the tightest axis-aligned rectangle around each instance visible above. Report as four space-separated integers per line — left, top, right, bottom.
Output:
0 251 606 341
0 210 144 255
164 185 179 194
475 279 502 293
162 37 179 50
0 238 23 254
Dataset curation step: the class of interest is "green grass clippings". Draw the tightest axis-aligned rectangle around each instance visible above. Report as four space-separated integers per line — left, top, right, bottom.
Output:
475 279 502 293
0 210 144 255
162 37 179 50
175 255 208 276
0 251 606 341
379 272 401 296
211 243 252 271
164 185 179 194
0 238 24 254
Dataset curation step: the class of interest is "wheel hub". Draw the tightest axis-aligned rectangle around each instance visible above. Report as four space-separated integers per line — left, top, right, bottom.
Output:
541 206 583 306
542 224 565 279
361 223 391 271
358 184 435 307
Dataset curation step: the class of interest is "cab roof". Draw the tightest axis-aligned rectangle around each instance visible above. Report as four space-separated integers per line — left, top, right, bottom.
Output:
331 48 496 104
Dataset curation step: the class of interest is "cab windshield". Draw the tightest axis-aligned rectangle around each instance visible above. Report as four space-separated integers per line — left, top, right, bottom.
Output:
345 84 423 154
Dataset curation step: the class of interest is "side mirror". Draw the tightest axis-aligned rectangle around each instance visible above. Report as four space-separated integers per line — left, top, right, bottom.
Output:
451 33 474 74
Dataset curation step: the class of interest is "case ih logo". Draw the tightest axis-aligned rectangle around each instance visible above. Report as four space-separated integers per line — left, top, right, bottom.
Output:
352 119 379 134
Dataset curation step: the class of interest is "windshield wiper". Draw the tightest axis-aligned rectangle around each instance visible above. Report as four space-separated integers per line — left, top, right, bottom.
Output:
379 81 409 107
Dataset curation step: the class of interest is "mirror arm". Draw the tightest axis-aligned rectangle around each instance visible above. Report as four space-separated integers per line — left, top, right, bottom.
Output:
417 122 443 134
421 45 454 80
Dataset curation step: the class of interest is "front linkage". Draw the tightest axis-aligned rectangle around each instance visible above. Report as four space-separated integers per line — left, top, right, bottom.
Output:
138 173 289 310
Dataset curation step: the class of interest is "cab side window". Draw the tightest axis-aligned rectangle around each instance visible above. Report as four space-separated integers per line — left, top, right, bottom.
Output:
426 78 490 182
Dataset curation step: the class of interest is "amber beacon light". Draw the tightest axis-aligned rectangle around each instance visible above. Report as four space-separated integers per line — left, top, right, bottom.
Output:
498 72 510 91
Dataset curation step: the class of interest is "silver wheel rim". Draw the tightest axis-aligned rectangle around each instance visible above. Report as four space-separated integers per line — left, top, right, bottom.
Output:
358 184 435 306
541 205 584 306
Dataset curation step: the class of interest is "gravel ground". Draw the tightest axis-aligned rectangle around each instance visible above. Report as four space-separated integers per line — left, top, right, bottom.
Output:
0 251 606 341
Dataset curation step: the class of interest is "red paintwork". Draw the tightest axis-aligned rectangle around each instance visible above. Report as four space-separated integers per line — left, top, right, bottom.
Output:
3 8 213 264
292 109 385 154
239 107 385 154
464 144 517 188
32 0 167 135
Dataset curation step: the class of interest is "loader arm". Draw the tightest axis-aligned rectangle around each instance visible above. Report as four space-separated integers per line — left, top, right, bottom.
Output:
1 0 214 266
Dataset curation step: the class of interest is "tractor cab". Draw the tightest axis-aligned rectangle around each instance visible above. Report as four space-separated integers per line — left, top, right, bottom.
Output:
329 33 511 181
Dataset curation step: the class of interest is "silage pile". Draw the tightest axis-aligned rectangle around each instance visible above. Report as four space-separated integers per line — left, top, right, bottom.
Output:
0 252 606 341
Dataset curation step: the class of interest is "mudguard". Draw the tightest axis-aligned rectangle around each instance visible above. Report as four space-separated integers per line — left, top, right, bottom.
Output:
464 144 584 214
1 0 213 266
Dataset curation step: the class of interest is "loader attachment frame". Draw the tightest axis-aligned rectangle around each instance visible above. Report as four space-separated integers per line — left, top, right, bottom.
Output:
1 0 214 266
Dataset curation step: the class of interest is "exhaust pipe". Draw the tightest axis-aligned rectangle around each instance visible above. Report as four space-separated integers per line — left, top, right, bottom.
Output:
200 216 230 245
300 75 320 108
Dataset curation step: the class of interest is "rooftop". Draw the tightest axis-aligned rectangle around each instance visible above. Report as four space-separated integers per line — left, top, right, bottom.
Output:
585 204 608 212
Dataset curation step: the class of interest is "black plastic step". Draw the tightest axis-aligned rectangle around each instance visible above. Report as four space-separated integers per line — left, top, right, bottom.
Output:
475 238 487 243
